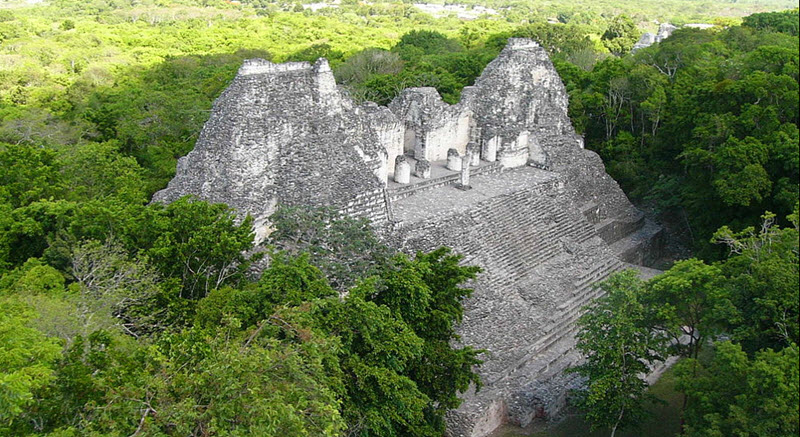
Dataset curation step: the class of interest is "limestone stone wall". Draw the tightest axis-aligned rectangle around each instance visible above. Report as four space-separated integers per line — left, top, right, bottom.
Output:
362 102 404 181
387 39 575 171
388 88 472 162
462 38 573 168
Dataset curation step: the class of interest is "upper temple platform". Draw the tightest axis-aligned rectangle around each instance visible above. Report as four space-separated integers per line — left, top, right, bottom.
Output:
390 165 559 223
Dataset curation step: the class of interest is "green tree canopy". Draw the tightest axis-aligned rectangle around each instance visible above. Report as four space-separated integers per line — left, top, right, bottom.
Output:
676 341 799 437
742 9 800 36
570 270 668 436
602 15 640 56
713 209 800 353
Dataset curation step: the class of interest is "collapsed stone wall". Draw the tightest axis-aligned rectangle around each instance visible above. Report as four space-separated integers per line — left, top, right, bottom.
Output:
153 38 663 437
465 39 573 168
389 88 473 162
632 23 678 52
387 39 576 171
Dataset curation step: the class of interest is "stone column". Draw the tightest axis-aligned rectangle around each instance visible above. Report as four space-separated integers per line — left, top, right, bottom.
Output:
528 134 548 168
469 123 482 152
482 137 498 162
394 155 411 184
415 159 431 179
468 143 480 166
446 148 462 172
459 151 472 190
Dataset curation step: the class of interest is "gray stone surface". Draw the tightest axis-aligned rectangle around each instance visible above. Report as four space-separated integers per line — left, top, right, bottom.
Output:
380 171 632 436
153 38 663 437
394 155 411 184
633 23 679 52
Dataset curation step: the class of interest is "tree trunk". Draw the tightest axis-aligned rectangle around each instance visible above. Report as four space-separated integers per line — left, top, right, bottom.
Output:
611 408 624 437
679 392 688 435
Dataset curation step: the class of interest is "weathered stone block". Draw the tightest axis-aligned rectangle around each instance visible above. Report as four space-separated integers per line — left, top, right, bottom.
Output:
482 137 498 162
394 155 411 184
447 148 462 171
415 159 432 179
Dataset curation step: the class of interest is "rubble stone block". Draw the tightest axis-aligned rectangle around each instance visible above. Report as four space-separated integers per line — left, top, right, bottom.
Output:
415 159 432 179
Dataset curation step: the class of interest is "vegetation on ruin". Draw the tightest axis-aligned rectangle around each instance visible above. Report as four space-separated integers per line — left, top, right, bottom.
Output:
569 271 668 437
0 0 798 436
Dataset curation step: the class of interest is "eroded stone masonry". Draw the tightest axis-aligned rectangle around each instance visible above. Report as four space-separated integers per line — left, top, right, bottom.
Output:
154 38 664 437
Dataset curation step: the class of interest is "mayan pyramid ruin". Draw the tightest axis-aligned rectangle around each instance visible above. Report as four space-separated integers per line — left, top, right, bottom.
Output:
154 38 664 437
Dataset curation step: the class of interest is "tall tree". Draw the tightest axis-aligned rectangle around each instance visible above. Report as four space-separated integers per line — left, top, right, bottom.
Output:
570 270 668 437
646 259 731 361
0 298 61 427
713 208 800 353
601 15 640 56
369 248 482 429
675 341 799 437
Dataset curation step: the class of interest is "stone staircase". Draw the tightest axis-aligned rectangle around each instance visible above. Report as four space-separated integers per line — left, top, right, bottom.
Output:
488 257 625 386
375 165 662 437
341 188 391 224
461 192 597 290
582 201 665 265
344 161 508 225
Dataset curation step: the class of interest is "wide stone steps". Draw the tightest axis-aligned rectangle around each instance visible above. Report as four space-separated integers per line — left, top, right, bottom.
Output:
488 257 625 385
569 257 625 296
571 221 597 242
388 177 630 393
531 336 579 380
552 259 625 328
342 189 390 223
466 195 597 289
476 215 562 287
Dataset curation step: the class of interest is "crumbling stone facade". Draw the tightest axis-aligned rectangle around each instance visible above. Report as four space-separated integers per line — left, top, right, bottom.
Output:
154 38 663 437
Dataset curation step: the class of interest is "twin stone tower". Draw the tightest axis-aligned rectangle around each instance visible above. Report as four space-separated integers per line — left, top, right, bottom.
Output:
154 38 663 436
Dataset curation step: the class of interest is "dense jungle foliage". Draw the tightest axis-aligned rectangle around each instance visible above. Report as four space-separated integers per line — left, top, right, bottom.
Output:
1 0 798 435
572 208 798 436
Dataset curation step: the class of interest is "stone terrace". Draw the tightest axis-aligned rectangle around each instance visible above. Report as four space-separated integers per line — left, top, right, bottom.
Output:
390 166 559 223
